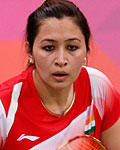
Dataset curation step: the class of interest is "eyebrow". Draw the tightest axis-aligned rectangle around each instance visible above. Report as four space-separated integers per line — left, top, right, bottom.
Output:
40 39 57 43
40 38 81 43
65 38 81 43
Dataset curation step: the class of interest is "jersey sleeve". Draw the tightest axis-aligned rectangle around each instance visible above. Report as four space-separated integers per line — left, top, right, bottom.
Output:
101 81 120 131
85 67 120 132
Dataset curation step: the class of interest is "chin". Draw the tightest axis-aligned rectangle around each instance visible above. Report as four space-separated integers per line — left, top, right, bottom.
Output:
49 82 72 90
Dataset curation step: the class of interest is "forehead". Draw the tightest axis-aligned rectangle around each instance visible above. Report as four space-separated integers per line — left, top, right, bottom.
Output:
35 17 84 41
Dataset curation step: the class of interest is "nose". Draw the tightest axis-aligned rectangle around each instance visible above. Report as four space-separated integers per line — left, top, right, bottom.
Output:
54 48 68 67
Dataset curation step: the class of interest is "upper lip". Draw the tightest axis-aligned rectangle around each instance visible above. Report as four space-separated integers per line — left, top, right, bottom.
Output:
52 71 68 76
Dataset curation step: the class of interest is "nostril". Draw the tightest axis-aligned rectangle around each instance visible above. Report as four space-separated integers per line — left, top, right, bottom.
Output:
55 61 67 67
64 62 67 66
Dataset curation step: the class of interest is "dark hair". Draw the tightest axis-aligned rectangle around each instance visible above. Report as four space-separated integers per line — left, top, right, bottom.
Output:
26 0 91 53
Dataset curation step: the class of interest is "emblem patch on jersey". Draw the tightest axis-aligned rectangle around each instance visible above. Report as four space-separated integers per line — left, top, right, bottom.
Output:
84 115 95 135
17 134 40 141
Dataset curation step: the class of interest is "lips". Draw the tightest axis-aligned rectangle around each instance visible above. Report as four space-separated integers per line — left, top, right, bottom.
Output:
52 71 68 81
53 73 68 76
52 71 68 76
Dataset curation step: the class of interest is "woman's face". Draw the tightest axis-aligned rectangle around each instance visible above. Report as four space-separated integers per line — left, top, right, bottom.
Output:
30 17 87 90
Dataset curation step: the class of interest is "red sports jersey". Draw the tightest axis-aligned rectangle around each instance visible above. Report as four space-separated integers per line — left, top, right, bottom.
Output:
0 66 119 150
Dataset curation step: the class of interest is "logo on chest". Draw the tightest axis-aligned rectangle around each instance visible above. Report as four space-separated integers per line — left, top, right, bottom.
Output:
17 134 40 141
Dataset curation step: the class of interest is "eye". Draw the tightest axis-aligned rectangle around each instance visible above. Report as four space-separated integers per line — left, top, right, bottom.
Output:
42 45 55 51
67 45 78 51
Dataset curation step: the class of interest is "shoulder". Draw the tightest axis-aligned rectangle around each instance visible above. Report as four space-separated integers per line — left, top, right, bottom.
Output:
81 66 113 105
0 66 34 115
84 66 120 126
75 66 112 97
0 66 34 93
83 66 113 92
0 67 34 148
83 66 111 83
0 73 24 101
83 66 118 100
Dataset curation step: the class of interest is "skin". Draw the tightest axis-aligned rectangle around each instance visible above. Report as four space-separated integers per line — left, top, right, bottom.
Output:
26 16 120 149
27 17 87 114
101 118 120 150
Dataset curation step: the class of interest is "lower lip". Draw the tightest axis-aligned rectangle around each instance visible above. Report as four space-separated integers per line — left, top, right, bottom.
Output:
52 75 68 81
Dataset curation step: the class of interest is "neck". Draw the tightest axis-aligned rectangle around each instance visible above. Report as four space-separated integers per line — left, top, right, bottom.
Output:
33 69 74 114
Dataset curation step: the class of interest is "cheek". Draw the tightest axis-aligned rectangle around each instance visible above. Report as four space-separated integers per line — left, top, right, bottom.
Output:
71 55 85 77
34 56 54 76
72 54 85 66
34 54 47 70
73 60 83 74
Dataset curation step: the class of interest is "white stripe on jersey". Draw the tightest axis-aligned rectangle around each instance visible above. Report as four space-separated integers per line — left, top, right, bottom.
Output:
29 106 91 150
0 100 7 148
84 66 112 119
6 82 23 136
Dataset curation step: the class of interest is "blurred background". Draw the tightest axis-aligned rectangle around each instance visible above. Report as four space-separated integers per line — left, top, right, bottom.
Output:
0 0 120 93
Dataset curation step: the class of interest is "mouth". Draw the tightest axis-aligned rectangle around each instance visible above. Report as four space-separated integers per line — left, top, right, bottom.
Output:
52 72 68 81
53 73 68 76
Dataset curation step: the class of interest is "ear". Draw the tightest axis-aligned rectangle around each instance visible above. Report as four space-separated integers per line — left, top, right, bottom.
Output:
84 51 88 62
25 41 35 64
25 41 31 55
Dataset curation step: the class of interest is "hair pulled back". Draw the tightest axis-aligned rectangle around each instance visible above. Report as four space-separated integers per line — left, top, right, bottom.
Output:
26 0 91 53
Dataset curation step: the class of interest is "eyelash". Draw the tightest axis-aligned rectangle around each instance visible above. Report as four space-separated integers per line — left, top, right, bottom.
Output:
42 45 79 52
42 45 55 51
67 45 78 51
